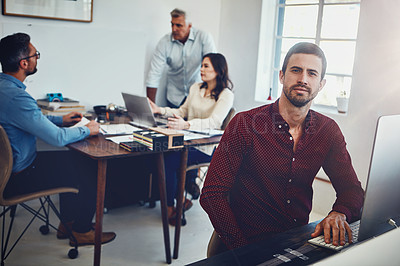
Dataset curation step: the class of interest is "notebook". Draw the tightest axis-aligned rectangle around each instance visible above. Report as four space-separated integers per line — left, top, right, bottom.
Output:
309 114 400 250
121 92 167 128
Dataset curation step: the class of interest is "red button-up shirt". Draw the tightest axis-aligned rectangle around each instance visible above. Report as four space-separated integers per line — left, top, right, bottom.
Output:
200 101 364 249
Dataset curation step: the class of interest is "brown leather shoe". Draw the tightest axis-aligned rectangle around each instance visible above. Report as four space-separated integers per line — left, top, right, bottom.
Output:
167 206 177 226
183 199 193 211
57 221 96 239
69 229 116 246
57 221 73 239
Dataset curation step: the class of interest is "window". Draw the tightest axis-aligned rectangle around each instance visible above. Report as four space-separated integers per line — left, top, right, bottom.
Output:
256 0 361 107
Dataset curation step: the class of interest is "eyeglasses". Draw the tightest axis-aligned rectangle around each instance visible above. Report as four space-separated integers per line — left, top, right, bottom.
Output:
21 51 40 61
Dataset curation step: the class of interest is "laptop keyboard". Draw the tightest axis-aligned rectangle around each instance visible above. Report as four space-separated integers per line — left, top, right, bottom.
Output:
308 220 360 251
154 116 168 125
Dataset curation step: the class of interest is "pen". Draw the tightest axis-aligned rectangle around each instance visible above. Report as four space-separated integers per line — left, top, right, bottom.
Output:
184 129 210 135
71 115 82 119
100 127 107 134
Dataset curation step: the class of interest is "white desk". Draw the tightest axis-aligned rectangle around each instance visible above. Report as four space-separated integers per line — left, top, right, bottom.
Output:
313 228 400 266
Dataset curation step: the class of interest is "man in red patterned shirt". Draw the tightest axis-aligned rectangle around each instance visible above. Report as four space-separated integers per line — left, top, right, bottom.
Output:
200 42 364 257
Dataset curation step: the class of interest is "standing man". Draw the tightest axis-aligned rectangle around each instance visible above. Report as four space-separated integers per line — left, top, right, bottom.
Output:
0 33 116 246
146 8 216 108
200 42 364 256
147 8 216 199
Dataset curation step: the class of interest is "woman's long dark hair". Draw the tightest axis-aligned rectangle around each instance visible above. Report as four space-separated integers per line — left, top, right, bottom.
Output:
201 53 233 101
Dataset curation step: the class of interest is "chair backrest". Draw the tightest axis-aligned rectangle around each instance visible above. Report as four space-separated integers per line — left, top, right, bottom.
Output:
221 107 236 130
0 125 78 206
0 125 13 206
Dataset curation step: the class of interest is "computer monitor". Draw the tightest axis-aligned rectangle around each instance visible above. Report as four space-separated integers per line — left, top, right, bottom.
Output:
358 114 400 241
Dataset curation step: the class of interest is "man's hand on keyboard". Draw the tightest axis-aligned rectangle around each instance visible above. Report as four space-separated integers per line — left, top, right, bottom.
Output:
311 211 352 246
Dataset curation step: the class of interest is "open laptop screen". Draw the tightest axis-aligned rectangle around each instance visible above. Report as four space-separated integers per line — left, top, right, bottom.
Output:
121 92 157 127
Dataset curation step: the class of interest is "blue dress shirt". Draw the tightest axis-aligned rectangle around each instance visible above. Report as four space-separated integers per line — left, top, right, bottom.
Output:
0 73 90 173
146 27 216 106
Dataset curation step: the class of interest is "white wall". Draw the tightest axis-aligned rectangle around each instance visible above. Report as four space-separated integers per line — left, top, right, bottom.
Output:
219 0 264 112
0 0 221 108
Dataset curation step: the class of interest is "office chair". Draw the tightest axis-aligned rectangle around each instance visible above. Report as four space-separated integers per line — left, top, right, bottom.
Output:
0 125 79 265
181 107 236 225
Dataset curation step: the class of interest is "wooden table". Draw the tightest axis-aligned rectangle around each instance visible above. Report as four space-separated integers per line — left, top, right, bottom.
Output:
68 131 221 265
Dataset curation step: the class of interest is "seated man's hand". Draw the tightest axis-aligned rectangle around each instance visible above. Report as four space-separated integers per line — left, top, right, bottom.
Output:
62 112 82 126
311 211 352 246
85 120 100 136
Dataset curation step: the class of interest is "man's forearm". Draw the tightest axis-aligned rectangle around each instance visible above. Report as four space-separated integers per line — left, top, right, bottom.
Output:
146 87 157 102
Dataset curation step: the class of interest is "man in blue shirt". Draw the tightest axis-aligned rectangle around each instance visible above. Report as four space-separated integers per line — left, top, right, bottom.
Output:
0 33 116 246
146 8 216 108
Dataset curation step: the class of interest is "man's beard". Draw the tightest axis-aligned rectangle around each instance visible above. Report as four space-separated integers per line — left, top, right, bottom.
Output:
283 84 318 108
26 67 37 77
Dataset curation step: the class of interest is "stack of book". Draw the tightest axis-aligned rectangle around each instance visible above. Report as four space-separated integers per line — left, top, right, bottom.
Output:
131 128 184 151
119 141 150 152
36 98 86 116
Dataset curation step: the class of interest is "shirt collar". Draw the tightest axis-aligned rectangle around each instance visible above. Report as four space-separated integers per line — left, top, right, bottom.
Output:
270 99 317 133
0 73 27 90
171 28 195 43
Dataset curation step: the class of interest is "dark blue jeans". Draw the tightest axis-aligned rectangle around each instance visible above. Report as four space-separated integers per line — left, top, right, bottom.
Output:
164 147 214 206
4 150 98 233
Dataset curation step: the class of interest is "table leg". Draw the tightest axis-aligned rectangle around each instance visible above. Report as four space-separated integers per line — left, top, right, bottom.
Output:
155 152 172 264
94 159 107 266
173 147 188 259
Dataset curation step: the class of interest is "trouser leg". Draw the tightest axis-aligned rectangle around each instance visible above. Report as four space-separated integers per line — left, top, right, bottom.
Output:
4 150 97 233
163 150 181 207
207 230 229 258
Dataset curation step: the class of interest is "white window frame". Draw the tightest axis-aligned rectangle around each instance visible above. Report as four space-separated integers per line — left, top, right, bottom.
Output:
255 0 360 109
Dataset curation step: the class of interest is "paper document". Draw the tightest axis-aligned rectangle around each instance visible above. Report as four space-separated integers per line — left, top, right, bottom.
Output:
181 129 224 139
105 135 134 144
70 117 90 128
100 124 141 135
185 129 224 136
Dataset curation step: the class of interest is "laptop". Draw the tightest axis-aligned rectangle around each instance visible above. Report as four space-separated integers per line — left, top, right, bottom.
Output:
309 114 400 250
121 92 167 128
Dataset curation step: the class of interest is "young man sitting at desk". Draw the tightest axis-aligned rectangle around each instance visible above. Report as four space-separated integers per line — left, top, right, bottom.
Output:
0 33 116 246
200 42 364 256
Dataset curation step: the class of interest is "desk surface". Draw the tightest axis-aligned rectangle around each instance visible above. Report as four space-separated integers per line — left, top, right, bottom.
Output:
68 132 221 159
188 221 335 266
314 227 400 265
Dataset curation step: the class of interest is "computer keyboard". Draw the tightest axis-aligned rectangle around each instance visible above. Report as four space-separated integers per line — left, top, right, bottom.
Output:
154 116 168 125
308 220 360 251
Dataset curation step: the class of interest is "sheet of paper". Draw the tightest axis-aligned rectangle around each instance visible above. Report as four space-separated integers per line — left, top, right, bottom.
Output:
100 124 141 135
176 130 211 141
184 129 224 136
70 117 90 128
105 135 134 144
207 129 224 136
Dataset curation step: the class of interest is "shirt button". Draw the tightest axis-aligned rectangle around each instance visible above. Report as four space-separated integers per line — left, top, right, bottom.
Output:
287 200 291 204
278 125 282 129
284 123 288 127
289 137 293 141
294 218 297 222
288 179 292 183
292 158 295 161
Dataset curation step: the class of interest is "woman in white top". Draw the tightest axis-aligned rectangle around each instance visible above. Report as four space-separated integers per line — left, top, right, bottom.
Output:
149 53 234 225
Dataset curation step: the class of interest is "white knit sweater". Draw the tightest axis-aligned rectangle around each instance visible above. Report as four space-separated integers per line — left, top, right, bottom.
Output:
159 82 234 131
